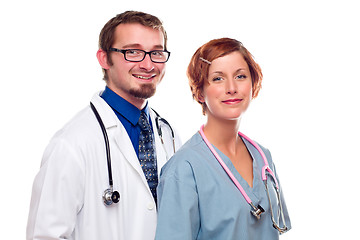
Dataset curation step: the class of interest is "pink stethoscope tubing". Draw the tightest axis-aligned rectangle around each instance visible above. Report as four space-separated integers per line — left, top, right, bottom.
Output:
199 125 280 205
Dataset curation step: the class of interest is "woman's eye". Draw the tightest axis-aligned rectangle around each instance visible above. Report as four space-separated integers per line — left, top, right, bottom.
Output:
212 77 223 82
236 74 247 79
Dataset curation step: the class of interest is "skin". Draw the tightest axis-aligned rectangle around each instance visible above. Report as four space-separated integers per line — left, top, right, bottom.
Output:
97 23 166 110
199 51 255 187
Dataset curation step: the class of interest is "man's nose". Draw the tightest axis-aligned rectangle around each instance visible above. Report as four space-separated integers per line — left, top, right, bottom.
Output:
139 53 155 71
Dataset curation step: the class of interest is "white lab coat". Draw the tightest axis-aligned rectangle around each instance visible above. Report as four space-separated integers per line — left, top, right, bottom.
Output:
26 93 182 240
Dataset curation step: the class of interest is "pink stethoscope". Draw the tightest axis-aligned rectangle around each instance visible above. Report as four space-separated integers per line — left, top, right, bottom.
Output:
199 125 288 233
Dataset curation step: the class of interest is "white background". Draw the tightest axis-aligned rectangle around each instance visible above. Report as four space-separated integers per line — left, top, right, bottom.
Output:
1 0 359 239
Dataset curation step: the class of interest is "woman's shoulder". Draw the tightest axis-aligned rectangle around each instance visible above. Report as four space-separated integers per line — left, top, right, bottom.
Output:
160 132 206 176
175 132 204 156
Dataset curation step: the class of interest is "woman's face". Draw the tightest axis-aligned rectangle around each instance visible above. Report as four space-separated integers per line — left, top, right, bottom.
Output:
201 51 253 122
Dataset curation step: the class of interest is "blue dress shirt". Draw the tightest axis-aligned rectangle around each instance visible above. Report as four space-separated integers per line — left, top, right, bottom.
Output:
100 87 150 157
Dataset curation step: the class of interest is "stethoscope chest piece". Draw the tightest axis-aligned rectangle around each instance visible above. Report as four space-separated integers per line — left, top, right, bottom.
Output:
103 188 120 206
250 204 265 220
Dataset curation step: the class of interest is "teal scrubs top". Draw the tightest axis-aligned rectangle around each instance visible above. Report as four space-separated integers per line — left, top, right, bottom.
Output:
155 132 291 240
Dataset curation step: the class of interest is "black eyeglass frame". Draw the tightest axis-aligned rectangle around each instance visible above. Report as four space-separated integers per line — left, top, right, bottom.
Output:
109 48 170 63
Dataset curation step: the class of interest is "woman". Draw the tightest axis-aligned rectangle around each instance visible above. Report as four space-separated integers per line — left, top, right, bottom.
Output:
155 38 291 240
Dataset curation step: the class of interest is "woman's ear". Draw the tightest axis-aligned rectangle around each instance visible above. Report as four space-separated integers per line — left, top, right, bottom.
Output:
96 49 110 69
197 92 205 103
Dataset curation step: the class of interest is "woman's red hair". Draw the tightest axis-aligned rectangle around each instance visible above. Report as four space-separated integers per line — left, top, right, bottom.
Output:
187 38 263 115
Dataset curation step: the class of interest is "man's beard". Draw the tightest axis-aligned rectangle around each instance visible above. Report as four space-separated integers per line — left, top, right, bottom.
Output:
129 84 156 99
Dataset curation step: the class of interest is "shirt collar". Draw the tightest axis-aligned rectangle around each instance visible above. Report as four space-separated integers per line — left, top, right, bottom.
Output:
101 86 149 126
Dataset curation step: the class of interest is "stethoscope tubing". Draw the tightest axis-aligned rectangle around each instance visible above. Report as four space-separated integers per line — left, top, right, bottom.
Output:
199 125 252 204
236 131 279 190
90 102 114 187
199 125 279 204
199 125 288 232
90 102 175 205
152 108 176 155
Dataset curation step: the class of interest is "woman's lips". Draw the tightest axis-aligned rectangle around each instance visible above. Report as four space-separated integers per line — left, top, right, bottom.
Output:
222 98 243 104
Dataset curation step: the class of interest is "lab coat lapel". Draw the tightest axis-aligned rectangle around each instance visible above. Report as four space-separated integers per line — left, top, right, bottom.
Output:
111 122 146 178
90 94 148 187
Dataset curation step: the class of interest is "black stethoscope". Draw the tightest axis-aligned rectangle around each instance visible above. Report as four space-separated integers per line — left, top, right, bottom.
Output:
90 102 175 206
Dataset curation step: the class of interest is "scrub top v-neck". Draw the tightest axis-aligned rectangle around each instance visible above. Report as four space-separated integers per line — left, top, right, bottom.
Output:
155 132 291 240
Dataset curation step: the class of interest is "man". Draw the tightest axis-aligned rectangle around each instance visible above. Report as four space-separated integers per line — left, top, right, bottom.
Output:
27 11 181 240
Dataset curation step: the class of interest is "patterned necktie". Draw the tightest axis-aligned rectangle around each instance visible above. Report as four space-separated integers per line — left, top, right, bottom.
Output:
138 111 158 202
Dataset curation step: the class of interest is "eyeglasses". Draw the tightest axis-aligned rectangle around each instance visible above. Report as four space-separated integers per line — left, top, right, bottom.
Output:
109 48 170 63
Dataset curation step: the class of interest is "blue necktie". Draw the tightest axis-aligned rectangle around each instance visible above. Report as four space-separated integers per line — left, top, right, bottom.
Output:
138 111 158 202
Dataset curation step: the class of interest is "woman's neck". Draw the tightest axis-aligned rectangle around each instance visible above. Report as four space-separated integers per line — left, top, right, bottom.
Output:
202 118 242 156
202 116 254 188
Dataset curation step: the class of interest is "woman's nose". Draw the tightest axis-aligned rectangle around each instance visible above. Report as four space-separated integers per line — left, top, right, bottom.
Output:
225 79 237 94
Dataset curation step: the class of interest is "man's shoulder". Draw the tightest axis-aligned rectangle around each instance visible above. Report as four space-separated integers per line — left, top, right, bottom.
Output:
50 106 98 145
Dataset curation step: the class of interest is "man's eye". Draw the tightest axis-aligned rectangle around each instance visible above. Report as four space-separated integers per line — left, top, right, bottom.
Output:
152 51 164 56
127 50 142 55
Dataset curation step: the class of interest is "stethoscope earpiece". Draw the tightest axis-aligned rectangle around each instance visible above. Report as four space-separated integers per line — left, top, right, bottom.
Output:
103 188 120 206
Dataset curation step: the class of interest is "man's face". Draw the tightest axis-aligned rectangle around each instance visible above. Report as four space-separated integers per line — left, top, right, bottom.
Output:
104 23 166 108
